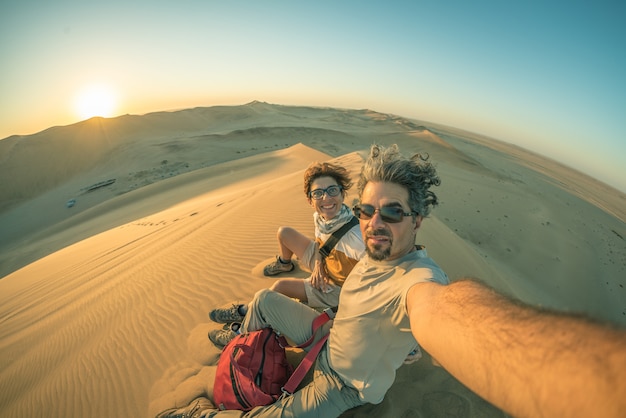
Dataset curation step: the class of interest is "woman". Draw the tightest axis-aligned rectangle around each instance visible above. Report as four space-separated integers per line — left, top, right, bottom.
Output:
263 161 365 309
208 162 365 340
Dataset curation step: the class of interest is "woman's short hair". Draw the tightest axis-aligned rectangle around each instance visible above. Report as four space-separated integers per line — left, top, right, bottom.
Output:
303 162 352 199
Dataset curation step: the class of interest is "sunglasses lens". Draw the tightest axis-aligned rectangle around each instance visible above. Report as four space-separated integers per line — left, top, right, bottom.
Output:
362 205 376 218
381 207 403 222
354 205 406 223
355 204 375 219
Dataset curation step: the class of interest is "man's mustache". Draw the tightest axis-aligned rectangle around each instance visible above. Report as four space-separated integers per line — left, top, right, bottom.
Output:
366 229 391 238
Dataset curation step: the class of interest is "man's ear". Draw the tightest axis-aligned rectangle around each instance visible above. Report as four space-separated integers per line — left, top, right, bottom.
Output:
414 215 423 230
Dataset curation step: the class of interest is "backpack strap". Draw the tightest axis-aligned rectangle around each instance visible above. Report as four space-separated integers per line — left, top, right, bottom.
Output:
296 308 334 349
281 310 333 395
318 216 358 258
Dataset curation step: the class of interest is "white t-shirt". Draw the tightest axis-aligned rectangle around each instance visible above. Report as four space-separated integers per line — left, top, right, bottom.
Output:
328 247 449 403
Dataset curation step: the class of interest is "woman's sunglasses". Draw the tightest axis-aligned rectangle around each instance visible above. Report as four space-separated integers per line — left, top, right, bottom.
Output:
353 204 417 223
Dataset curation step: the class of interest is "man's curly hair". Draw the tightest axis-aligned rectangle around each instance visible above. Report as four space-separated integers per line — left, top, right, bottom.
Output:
357 144 440 217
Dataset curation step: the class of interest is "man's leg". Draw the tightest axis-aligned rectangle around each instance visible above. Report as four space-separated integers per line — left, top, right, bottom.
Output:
209 288 325 349
203 347 364 418
200 291 364 417
242 289 325 346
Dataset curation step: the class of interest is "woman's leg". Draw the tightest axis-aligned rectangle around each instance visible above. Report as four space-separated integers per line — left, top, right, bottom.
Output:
276 227 312 262
270 278 308 303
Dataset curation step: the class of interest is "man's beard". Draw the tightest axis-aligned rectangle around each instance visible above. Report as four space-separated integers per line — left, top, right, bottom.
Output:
366 230 392 261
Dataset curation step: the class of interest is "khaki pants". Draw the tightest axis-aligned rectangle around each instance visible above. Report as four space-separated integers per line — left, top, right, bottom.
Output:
300 241 341 309
205 289 365 418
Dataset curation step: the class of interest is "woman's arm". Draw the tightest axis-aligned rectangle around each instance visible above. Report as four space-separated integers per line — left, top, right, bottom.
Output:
407 279 626 418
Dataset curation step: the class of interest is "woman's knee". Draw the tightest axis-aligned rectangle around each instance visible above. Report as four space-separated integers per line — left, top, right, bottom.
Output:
269 280 284 293
277 226 295 241
270 279 307 302
268 280 298 299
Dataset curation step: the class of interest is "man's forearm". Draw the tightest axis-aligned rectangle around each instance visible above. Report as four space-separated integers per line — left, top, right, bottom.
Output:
408 279 626 418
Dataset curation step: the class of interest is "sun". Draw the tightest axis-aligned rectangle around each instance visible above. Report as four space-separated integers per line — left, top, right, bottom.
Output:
74 84 118 120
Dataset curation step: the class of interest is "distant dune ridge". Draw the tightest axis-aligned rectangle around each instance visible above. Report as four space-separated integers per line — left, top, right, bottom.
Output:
0 101 624 417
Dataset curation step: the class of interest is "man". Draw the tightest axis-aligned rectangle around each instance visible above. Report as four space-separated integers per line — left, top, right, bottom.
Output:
159 143 447 417
159 145 626 418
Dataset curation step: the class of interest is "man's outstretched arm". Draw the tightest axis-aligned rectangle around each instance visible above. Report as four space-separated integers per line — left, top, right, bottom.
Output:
407 279 626 418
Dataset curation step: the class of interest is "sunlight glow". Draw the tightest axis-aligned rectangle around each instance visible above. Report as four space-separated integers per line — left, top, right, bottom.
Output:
74 84 118 120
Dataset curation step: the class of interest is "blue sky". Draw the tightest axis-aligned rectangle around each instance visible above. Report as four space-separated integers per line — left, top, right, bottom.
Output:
1 0 625 191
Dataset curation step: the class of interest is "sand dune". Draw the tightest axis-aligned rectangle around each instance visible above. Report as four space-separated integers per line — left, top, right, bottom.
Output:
0 102 624 417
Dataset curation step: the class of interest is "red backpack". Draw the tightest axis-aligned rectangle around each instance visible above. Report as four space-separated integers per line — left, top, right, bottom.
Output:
213 312 331 411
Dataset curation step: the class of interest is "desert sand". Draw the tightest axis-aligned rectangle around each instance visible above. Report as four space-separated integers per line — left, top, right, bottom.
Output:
0 102 624 417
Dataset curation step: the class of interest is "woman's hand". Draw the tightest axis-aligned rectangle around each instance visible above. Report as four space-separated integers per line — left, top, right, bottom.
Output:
310 258 331 292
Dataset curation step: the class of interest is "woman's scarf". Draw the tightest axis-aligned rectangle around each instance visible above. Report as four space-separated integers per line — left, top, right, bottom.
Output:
314 203 354 235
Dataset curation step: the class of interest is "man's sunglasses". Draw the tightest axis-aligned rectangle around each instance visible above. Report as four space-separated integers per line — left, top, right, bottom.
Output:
309 185 342 200
353 204 417 223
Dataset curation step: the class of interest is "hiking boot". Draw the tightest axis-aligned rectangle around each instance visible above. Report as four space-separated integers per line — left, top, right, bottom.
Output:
155 396 214 418
263 256 295 276
209 303 245 324
209 323 240 348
